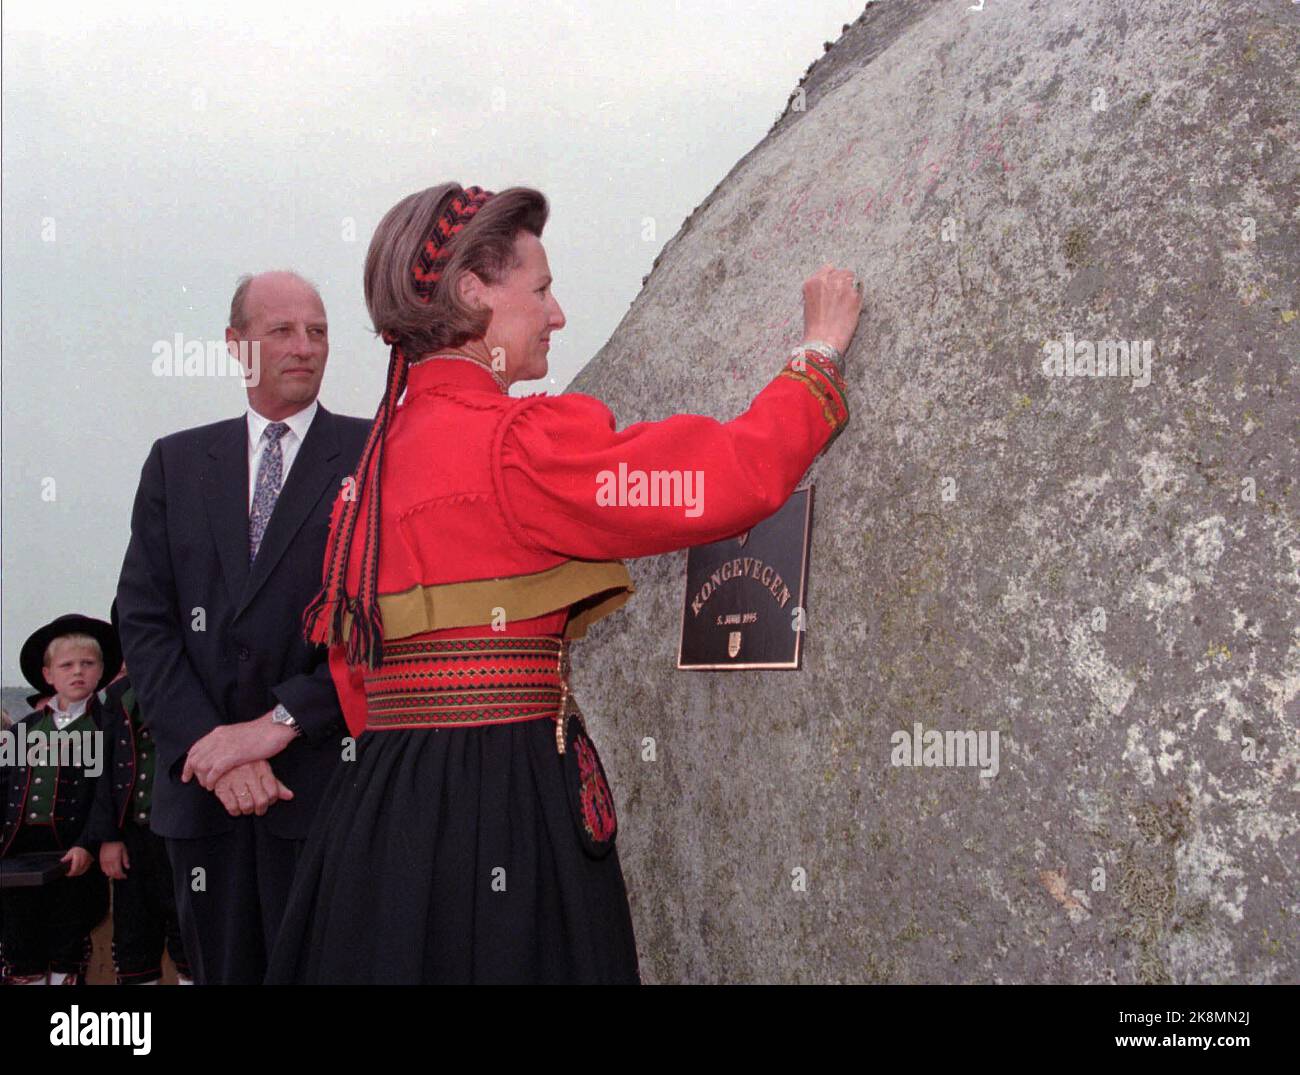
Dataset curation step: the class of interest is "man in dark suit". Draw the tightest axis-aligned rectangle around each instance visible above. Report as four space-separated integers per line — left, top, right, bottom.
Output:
115 271 370 984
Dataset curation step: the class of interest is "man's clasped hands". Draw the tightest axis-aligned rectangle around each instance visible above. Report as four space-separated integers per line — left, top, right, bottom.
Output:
181 712 299 817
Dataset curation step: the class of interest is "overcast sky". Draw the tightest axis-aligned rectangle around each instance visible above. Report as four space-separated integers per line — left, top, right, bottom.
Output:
1 0 869 685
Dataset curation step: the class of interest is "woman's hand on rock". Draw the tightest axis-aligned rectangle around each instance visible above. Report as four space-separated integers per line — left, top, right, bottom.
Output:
802 264 863 357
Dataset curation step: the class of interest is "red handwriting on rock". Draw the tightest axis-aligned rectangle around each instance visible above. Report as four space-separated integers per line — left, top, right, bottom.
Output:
747 103 1043 264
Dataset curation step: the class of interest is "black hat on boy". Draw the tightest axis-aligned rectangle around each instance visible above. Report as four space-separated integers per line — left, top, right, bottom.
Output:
20 613 123 699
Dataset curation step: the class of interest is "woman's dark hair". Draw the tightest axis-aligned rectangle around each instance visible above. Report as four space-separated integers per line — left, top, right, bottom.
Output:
364 183 549 354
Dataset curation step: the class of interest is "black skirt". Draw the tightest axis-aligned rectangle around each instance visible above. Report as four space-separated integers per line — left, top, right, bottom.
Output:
265 718 641 984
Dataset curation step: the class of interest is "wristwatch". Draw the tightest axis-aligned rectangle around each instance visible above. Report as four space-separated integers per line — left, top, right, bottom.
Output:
271 703 303 737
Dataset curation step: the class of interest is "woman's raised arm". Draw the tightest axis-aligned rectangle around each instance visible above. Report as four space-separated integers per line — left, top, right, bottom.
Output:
493 349 849 561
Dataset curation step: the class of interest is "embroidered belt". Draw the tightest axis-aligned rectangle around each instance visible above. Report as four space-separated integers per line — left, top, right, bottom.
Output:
363 635 581 753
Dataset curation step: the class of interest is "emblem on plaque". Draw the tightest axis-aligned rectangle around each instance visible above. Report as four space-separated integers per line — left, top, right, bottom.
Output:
727 631 742 658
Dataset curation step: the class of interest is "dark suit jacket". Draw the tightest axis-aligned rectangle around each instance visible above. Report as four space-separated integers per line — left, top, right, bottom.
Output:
115 403 370 840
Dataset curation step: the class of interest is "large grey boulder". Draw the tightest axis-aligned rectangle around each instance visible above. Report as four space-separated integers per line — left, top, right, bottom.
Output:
567 0 1297 983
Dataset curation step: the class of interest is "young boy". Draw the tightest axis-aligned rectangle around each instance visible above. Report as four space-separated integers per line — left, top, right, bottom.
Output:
0 613 117 984
88 601 193 984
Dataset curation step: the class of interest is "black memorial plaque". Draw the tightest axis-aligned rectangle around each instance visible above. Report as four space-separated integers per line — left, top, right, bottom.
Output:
678 486 813 669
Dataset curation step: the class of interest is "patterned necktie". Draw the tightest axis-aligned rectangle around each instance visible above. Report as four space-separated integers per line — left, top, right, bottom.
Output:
249 422 291 564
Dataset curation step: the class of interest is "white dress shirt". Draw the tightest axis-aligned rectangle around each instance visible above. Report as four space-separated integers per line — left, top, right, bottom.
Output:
49 694 89 731
246 399 319 512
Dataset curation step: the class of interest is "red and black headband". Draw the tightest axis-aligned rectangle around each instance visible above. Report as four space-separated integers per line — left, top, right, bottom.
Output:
411 184 495 300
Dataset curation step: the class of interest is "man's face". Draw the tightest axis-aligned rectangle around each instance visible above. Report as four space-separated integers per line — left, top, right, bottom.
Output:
228 273 329 418
43 642 102 704
479 232 566 385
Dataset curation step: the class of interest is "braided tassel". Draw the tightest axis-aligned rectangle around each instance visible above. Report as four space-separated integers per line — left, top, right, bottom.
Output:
300 482 361 646
331 342 408 668
301 341 405 656
342 594 385 669
300 414 383 647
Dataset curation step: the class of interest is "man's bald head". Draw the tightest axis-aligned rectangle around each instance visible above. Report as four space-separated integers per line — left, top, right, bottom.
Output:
229 270 324 332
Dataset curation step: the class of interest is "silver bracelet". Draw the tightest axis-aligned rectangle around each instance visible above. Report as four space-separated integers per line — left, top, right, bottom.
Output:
791 340 846 376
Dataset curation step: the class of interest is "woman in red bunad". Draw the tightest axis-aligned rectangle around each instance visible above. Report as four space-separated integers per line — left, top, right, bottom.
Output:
265 182 862 984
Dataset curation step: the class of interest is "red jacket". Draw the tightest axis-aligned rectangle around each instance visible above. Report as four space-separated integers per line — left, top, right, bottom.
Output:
327 352 848 736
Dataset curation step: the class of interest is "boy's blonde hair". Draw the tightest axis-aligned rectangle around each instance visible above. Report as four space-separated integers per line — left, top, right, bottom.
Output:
43 633 103 667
